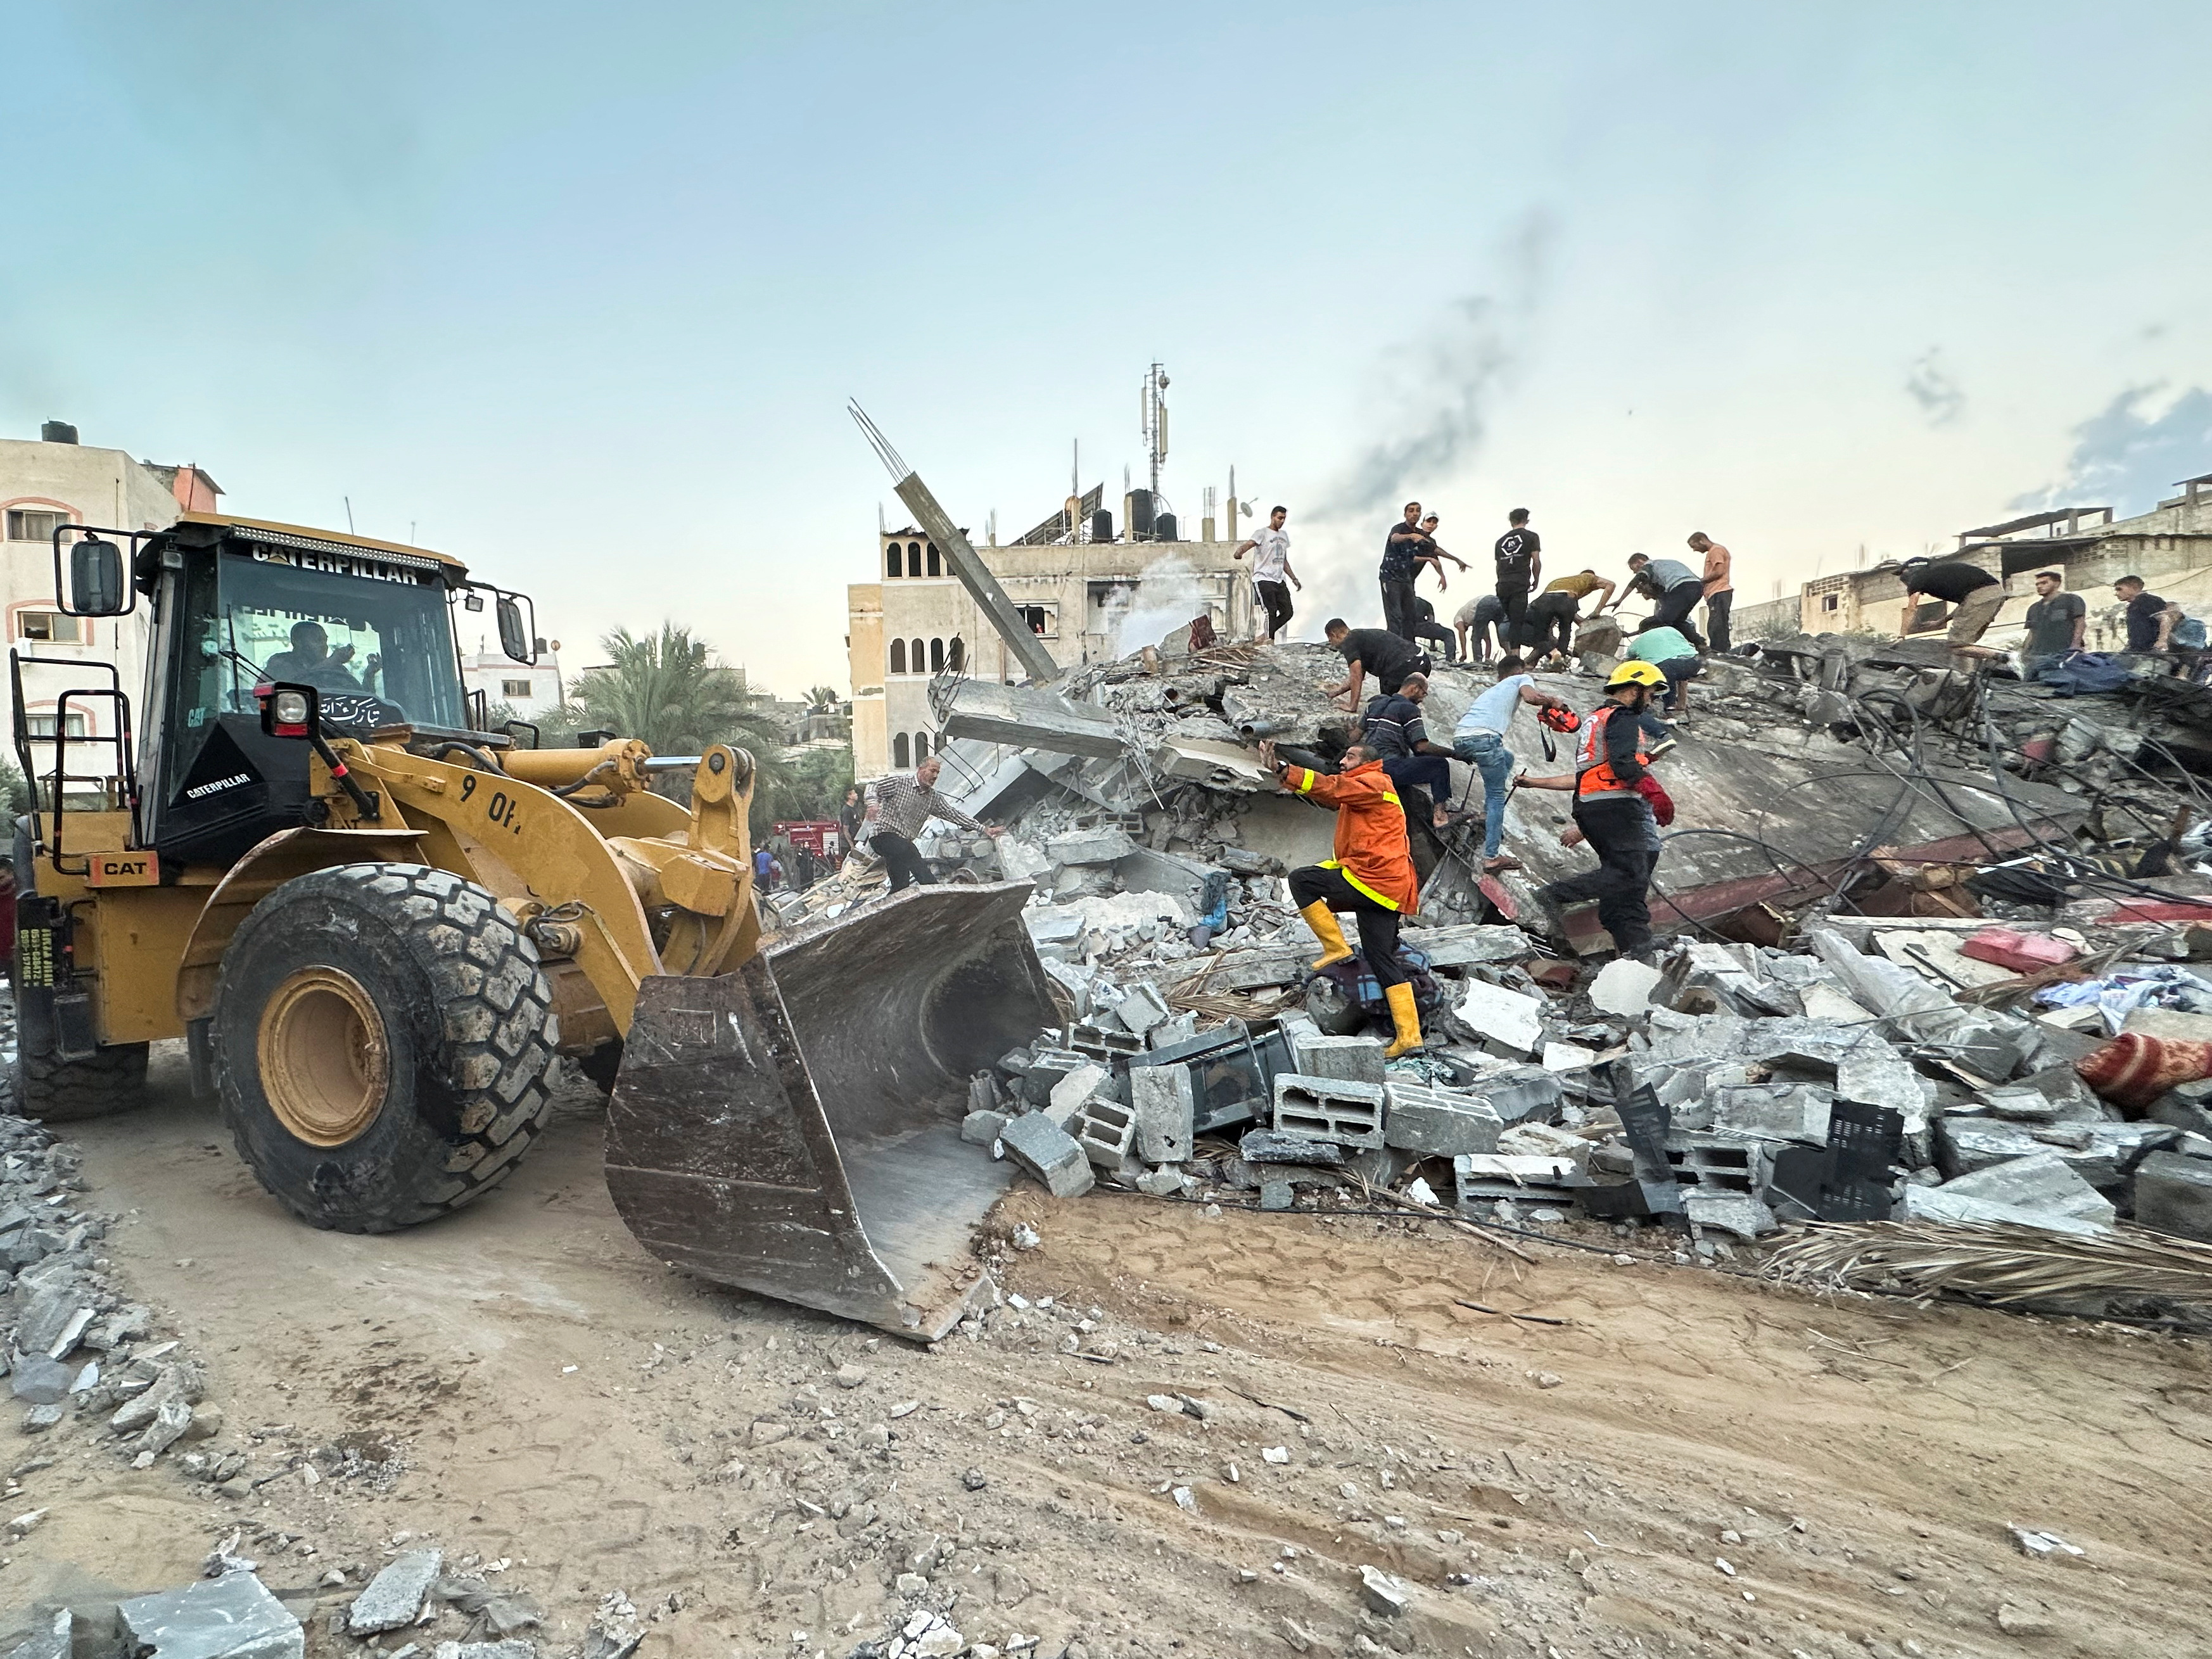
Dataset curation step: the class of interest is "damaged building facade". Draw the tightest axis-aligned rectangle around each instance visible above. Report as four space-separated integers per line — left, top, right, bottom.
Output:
848 515 1255 782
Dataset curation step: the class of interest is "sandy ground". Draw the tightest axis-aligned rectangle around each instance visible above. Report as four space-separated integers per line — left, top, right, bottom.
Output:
6 1050 2212 1659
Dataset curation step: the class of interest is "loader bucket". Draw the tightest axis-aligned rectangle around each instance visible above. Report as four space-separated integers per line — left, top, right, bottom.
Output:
603 880 1059 1340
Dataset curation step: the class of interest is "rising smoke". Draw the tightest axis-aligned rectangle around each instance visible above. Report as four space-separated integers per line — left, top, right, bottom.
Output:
2011 383 2212 517
1904 348 1965 428
1294 211 1556 635
1101 556 1220 656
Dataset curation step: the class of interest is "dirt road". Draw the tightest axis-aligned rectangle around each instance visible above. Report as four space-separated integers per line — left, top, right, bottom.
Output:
9 1050 2212 1658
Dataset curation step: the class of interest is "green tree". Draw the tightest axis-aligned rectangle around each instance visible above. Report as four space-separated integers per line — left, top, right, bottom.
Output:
568 624 790 791
805 684 842 712
754 746 855 836
0 755 29 818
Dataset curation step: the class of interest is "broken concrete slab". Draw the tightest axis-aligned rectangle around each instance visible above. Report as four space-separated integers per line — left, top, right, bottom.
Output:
1589 958 1664 1017
960 1109 1010 1146
2133 1152 2212 1242
1937 1116 2177 1189
119 1572 303 1659
1455 1060 1566 1125
1940 1152 2116 1226
1681 1191 1777 1240
1046 827 1138 865
1709 1083 1833 1145
1454 980 1546 1057
1046 1062 1109 1126
941 680 1126 759
1899 1183 2110 1237
999 1114 1096 1198
350 1549 445 1636
1113 981 1173 1038
1400 924 1532 969
1239 1130 1347 1166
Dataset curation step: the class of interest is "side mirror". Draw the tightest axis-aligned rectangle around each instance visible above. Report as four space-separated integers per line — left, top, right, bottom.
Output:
259 682 321 739
495 594 534 663
68 538 127 616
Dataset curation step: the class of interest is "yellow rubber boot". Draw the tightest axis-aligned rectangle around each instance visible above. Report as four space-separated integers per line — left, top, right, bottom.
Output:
1383 981 1423 1058
1300 901 1354 970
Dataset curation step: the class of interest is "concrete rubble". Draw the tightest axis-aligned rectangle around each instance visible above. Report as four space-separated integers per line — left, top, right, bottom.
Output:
870 626 2212 1295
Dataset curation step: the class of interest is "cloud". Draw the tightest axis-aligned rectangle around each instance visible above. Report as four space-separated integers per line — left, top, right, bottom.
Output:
1904 348 1964 428
2011 384 2212 516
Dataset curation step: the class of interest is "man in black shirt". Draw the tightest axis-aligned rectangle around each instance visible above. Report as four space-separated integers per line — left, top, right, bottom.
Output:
1379 503 1429 642
1322 619 1427 712
1361 671 1454 828
1898 557 2005 651
2020 570 2086 678
2114 575 2183 652
1411 595 1457 663
1492 507 1541 651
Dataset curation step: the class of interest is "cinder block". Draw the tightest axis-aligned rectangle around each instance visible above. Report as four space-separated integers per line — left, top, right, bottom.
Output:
1000 1112 1096 1198
1074 1095 1139 1168
1115 981 1174 1038
1131 1065 1195 1164
1271 1073 1387 1150
1046 1062 1109 1126
1289 1033 1387 1088
1383 1082 1503 1157
1069 1022 1145 1060
1664 1135 1773 1196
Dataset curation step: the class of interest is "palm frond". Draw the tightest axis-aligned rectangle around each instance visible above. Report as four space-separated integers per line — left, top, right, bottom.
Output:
1768 1219 2212 1321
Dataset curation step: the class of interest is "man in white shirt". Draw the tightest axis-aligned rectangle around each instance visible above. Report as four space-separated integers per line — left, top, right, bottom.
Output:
1449 654 1574 872
1234 505 1302 643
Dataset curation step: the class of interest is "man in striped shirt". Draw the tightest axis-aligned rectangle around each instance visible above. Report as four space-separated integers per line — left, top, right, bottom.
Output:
862 756 1004 893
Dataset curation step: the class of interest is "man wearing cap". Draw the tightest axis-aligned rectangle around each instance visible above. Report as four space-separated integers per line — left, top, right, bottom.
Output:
1259 737 1427 1058
1515 660 1670 962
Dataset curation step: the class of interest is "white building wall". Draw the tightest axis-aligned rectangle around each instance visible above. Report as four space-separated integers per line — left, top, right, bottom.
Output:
459 649 566 723
0 435 181 790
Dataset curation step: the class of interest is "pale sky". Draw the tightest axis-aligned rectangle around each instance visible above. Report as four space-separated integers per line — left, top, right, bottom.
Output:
6 3 2210 692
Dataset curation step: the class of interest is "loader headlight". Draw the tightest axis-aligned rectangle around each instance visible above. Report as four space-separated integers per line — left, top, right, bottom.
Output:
272 690 310 728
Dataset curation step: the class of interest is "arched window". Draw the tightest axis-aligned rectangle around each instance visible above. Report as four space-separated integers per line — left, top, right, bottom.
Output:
886 544 902 579
929 637 945 673
948 636 965 672
927 542 941 576
893 733 910 768
908 540 922 569
889 639 906 675
915 732 930 761
910 638 925 672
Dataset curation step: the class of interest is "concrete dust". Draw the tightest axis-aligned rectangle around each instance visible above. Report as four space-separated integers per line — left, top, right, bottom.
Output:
13 1052 2212 1658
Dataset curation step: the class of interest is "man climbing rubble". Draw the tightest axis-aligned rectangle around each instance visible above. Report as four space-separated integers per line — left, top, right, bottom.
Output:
1322 618 1428 712
861 754 1005 894
1361 670 1455 829
1515 660 1672 962
1449 654 1577 874
1257 737 1425 1057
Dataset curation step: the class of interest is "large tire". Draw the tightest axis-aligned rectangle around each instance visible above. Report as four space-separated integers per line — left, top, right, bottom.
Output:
211 863 559 1232
15 1042 150 1123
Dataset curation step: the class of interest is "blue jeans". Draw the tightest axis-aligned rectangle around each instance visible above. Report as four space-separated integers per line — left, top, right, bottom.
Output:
1452 731 1515 858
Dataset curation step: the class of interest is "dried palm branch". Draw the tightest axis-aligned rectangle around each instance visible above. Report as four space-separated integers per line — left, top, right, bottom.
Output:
1769 1219 2212 1316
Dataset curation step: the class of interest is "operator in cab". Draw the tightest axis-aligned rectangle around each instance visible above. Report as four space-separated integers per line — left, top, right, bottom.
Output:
262 621 380 695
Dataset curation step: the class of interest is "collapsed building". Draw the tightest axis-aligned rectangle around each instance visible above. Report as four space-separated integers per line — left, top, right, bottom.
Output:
801 427 2212 1328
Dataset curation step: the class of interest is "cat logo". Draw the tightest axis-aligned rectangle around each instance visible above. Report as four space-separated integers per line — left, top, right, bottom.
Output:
87 852 160 888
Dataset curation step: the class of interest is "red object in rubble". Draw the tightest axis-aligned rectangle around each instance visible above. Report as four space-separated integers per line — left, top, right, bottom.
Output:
1959 926 2078 974
2078 1031 2212 1112
2102 898 2212 925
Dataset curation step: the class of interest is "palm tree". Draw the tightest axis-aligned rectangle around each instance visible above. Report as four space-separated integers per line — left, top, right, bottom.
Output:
804 683 842 713
568 625 790 791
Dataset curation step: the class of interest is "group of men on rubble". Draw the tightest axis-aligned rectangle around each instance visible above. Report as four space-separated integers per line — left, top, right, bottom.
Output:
1897 556 2200 671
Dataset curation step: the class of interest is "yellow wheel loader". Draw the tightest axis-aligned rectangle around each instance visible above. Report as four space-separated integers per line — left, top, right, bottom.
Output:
6 513 1053 1338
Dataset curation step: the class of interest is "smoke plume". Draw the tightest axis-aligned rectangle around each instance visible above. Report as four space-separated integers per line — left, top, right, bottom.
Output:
1904 348 1964 428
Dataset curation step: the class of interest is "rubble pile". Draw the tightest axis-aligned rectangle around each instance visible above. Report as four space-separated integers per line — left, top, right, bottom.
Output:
872 623 2212 1299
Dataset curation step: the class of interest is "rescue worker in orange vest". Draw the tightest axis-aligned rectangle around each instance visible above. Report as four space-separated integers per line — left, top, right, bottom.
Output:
1514 660 1669 962
1257 737 1425 1057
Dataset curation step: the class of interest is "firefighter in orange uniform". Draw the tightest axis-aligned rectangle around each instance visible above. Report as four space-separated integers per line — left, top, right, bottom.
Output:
1257 737 1425 1057
1514 660 1670 962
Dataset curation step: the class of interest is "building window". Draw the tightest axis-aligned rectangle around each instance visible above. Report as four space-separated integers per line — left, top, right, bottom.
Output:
16 611 84 644
886 544 903 579
25 711 87 739
893 732 910 768
1017 604 1058 639
908 541 921 569
927 543 941 576
915 732 929 761
929 638 945 674
889 639 907 674
948 635 965 672
910 638 924 673
1822 594 1839 612
5 510 64 543
501 679 532 698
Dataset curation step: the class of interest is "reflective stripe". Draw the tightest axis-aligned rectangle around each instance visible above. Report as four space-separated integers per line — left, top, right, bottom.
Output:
1319 858 1402 912
1294 768 1315 794
1380 791 1401 806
